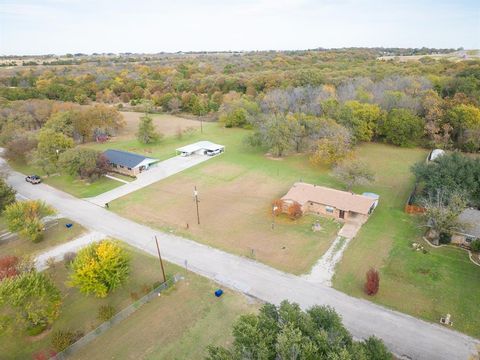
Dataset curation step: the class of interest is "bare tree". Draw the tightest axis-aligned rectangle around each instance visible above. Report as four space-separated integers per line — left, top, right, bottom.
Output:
421 191 467 245
332 160 375 191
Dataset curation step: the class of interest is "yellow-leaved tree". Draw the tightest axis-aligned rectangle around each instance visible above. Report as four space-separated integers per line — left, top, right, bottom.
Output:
69 240 130 298
4 200 55 243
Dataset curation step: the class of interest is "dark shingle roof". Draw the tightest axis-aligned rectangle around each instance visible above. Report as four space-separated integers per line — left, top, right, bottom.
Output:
103 149 154 168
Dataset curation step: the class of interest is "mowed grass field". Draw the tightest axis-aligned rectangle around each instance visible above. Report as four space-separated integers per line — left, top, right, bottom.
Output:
104 122 343 274
70 272 259 360
0 218 86 258
0 244 257 359
333 145 480 338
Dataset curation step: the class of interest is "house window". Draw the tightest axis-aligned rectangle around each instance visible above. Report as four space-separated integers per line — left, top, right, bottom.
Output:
127 167 132 170
325 206 334 213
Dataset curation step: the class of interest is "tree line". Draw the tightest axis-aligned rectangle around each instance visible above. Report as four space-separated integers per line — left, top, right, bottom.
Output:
0 48 478 116
0 99 124 180
220 77 480 153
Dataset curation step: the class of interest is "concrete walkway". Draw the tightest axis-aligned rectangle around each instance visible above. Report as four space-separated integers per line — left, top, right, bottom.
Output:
304 220 363 285
5 168 480 360
303 235 351 285
35 231 106 271
105 174 130 184
85 154 211 206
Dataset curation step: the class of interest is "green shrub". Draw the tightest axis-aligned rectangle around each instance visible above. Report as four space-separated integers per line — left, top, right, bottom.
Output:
97 305 116 322
51 329 82 352
26 324 47 336
471 239 480 252
151 281 162 290
63 252 77 268
439 232 451 244
362 336 393 360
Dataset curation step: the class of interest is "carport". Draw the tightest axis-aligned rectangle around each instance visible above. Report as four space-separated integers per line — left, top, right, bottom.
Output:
176 141 225 156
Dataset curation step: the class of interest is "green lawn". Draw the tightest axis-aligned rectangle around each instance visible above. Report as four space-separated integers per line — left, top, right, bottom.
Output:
9 161 122 198
0 218 86 258
0 244 258 359
332 144 480 339
70 270 259 360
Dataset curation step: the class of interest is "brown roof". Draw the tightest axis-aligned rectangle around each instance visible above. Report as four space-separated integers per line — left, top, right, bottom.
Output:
281 182 377 215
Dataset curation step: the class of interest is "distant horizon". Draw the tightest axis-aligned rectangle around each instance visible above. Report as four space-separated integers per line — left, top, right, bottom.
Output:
0 46 476 58
1 0 479 56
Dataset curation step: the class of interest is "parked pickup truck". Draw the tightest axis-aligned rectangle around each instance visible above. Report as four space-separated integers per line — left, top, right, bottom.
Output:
25 175 42 184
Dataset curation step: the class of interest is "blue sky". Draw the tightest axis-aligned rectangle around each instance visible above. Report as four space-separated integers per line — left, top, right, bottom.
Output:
0 0 479 55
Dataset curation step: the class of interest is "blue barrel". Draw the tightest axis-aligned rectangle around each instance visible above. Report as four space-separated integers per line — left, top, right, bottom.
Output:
214 289 223 297
65 223 73 228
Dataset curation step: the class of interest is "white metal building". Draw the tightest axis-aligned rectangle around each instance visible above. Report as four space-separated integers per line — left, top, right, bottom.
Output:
176 141 225 157
427 149 445 162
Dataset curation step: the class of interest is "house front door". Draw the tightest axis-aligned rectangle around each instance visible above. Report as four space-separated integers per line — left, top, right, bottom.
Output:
339 210 345 219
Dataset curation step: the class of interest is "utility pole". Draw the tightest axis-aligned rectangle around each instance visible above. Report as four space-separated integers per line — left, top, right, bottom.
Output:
194 186 200 225
272 205 278 230
200 117 203 133
154 235 167 284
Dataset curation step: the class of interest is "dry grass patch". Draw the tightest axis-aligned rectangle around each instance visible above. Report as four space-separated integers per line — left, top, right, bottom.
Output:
0 218 86 258
71 275 259 360
117 111 201 140
112 165 340 274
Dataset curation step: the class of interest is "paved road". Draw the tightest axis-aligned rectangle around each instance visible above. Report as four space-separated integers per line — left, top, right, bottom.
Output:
85 154 211 206
6 170 479 360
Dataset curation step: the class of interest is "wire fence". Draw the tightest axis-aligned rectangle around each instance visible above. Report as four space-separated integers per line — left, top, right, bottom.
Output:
51 274 182 360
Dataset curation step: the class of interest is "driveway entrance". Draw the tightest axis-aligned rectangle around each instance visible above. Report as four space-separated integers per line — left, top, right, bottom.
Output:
85 154 212 206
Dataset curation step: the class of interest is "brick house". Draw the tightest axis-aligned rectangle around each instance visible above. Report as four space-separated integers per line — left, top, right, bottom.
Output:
281 182 378 221
103 149 159 177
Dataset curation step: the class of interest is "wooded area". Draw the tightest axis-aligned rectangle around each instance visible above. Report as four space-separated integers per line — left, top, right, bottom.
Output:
0 49 478 160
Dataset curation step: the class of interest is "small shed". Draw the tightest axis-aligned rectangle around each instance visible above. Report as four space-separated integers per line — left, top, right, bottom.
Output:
427 149 445 162
103 149 159 177
176 141 225 157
